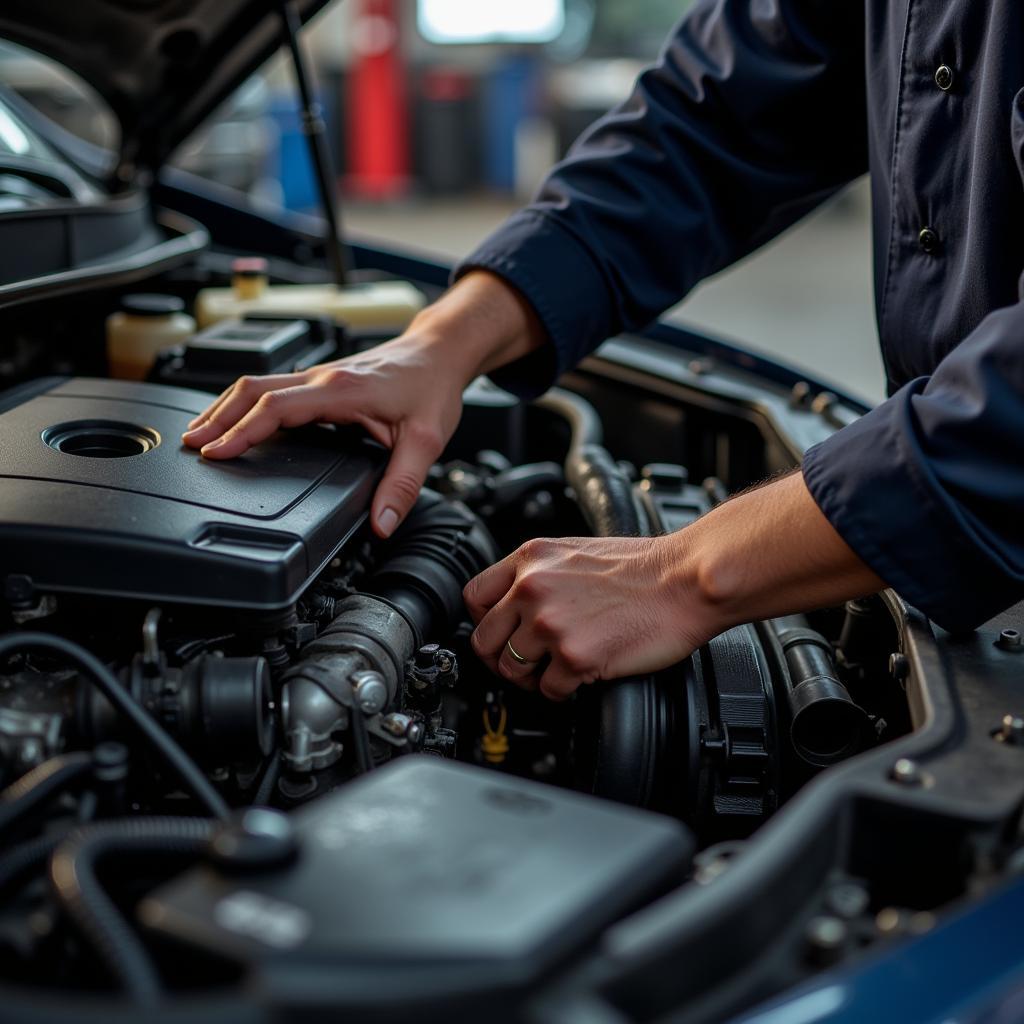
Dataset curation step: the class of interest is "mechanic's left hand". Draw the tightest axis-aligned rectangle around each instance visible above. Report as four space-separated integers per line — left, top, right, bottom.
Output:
463 534 712 701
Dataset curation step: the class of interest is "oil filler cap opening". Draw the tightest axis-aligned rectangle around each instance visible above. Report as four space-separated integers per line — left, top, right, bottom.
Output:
42 419 161 459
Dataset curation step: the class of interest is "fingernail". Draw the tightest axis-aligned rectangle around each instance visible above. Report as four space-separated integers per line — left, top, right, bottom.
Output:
377 507 399 536
201 439 224 454
186 417 202 429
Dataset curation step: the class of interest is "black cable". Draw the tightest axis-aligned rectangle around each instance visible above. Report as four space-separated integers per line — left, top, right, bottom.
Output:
49 817 215 1006
253 752 281 805
278 0 348 287
0 752 93 833
0 633 229 821
349 705 373 774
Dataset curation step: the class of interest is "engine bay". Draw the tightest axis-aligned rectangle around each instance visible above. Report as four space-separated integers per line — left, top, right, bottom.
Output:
0 310 930 1018
0 236 1021 1024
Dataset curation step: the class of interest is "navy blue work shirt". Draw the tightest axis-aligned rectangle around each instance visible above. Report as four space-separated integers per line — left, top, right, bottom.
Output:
455 0 1024 633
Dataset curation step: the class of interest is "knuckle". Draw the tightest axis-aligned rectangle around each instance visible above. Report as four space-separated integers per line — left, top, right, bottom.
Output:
531 612 557 639
519 537 549 561
320 366 352 388
256 390 282 411
514 571 547 602
388 471 422 505
235 375 260 395
557 642 590 675
408 422 444 457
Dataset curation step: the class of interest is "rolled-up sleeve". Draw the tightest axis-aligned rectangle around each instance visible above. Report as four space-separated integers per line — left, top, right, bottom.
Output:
803 300 1024 632
454 0 869 398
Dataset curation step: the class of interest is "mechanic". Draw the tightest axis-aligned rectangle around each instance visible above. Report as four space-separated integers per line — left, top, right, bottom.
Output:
183 0 1024 701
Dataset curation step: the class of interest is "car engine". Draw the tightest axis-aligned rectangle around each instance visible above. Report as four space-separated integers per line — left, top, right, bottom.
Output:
0 356 912 1016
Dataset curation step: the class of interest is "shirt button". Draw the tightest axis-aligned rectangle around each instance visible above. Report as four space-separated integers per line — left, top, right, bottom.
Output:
919 227 940 254
934 65 954 91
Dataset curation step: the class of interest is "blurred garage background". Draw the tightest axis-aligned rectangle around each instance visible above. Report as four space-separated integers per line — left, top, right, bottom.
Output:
0 0 884 403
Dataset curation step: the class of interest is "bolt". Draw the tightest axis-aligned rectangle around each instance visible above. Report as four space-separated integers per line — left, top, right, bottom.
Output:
351 671 388 715
790 381 812 409
381 713 412 737
875 907 905 935
995 714 1024 746
811 391 838 415
891 758 923 786
804 916 848 966
406 721 425 747
825 882 870 919
888 652 909 683
415 644 440 670
997 629 1024 653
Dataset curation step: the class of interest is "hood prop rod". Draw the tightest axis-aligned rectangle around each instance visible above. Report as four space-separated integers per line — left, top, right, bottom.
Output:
278 0 349 287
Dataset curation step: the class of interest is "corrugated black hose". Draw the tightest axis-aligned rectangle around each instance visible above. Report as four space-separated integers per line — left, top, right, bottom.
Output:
0 752 93 833
49 817 216 1006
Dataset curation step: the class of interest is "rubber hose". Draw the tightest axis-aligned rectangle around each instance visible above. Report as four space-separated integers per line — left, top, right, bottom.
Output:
0 831 68 893
0 633 228 820
536 390 667 808
0 753 92 833
534 387 604 457
566 443 641 537
534 389 638 535
49 817 216 1006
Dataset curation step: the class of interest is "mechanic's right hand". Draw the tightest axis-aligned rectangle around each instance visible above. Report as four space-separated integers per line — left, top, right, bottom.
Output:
181 337 465 538
180 271 548 538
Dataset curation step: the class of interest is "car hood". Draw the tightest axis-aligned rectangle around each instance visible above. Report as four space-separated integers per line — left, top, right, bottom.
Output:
0 0 330 181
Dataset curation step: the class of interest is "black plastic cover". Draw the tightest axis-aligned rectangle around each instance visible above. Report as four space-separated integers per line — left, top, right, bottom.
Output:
141 757 692 1009
0 377 385 609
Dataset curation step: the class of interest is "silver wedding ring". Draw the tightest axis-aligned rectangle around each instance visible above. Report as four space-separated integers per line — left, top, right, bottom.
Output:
506 639 534 666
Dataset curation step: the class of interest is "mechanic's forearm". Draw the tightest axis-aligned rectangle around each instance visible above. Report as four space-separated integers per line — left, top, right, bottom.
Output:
675 470 886 638
406 270 547 386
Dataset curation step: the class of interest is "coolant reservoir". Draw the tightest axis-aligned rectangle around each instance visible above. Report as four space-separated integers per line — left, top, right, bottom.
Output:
195 257 427 334
106 294 196 381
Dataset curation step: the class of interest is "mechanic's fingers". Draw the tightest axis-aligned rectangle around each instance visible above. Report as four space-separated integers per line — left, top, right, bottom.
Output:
198 384 325 459
182 374 302 447
470 600 519 668
370 425 443 538
496 627 546 687
537 661 585 703
462 557 515 622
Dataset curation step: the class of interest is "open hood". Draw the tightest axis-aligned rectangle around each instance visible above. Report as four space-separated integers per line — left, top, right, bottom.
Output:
0 0 330 181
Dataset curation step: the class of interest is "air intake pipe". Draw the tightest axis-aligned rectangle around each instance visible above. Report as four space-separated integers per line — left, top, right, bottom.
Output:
280 491 497 775
771 616 869 767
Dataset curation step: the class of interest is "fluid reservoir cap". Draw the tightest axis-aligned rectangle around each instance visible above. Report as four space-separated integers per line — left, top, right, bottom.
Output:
231 257 269 300
119 293 185 317
208 808 299 873
231 256 269 278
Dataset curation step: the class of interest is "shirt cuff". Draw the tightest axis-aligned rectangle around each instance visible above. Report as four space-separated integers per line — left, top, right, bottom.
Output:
801 381 1017 633
452 209 616 400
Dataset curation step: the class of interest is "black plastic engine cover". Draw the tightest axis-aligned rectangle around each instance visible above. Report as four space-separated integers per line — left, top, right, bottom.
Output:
0 377 386 609
141 756 692 1013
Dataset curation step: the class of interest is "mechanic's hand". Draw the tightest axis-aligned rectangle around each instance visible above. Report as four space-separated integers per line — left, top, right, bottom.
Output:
182 338 463 538
464 471 887 701
463 535 711 701
180 271 547 537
